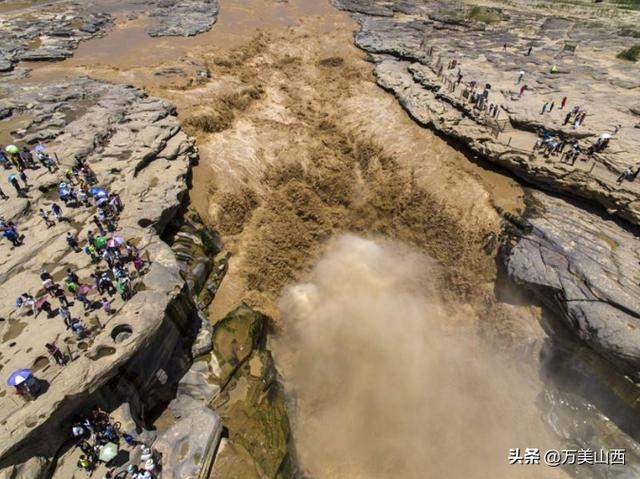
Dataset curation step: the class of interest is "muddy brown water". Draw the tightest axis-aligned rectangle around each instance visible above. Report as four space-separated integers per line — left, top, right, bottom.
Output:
0 0 586 477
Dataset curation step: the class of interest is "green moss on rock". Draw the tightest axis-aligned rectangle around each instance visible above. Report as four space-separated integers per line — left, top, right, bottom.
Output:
211 304 294 478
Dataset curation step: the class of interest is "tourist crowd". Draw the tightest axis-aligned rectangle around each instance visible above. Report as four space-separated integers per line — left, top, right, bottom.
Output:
72 406 160 478
424 43 635 184
2 142 148 391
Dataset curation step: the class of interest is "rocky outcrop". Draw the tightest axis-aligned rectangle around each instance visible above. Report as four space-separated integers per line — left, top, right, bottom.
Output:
0 77 198 467
210 305 294 479
155 394 223 479
0 0 221 76
0 5 112 71
502 190 640 378
0 456 49 479
330 0 640 383
332 0 640 226
147 0 220 37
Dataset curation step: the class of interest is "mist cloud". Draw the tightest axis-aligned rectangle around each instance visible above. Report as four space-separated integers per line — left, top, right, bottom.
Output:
277 234 561 479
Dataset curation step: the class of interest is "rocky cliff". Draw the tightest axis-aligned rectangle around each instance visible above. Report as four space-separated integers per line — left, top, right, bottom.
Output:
0 74 293 478
331 0 640 380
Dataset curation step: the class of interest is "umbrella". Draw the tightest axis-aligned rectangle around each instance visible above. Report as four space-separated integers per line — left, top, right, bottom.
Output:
94 236 107 249
600 133 612 140
108 237 125 248
5 145 19 154
7 368 32 387
79 284 92 294
8 174 18 182
89 187 108 198
98 442 119 463
96 197 108 206
34 145 46 152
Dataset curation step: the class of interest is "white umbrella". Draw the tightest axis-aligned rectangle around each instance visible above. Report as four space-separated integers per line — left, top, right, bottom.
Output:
98 442 119 462
600 133 612 140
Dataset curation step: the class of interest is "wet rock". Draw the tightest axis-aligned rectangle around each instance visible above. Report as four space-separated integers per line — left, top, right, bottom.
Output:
0 53 13 73
210 305 294 479
147 0 220 37
503 190 640 378
0 8 112 69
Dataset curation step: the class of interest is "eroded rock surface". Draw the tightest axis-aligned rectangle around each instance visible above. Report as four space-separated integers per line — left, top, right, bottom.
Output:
0 4 112 72
0 77 197 467
332 0 640 226
147 0 220 37
210 305 294 479
503 191 640 377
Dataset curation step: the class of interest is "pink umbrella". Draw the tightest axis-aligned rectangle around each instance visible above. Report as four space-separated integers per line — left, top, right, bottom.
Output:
107 237 125 248
79 285 92 294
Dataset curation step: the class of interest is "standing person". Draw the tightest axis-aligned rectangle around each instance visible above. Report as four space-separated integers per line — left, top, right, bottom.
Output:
573 116 581 129
560 97 567 109
519 84 527 97
516 71 525 84
98 210 115 232
0 185 7 200
39 209 55 228
45 342 67 366
92 215 106 236
549 101 555 112
53 284 71 307
85 243 100 263
8 175 24 197
578 111 586 126
563 111 572 125
74 290 92 313
3 225 21 246
59 305 72 325
20 147 34 168
101 297 113 315
526 45 533 56
66 268 79 285
66 232 81 252
70 319 87 339
98 272 115 296
541 102 548 115
19 170 29 188
50 203 65 222
78 188 89 207
0 149 9 169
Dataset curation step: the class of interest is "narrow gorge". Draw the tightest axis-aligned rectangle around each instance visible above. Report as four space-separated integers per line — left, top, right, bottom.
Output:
1 0 639 478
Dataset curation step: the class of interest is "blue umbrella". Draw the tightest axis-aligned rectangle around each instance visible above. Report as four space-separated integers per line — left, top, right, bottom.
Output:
89 187 108 198
8 174 18 182
7 368 32 386
34 145 46 152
